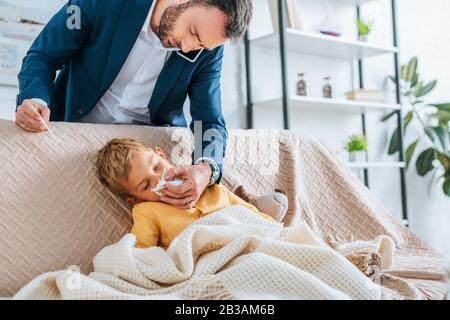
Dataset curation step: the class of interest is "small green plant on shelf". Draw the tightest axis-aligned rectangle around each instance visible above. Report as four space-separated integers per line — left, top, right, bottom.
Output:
383 56 450 197
357 17 373 41
345 134 368 152
345 134 368 162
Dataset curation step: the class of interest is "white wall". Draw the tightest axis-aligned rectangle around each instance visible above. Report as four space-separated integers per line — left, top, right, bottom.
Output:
1 0 449 257
226 0 450 257
392 0 450 258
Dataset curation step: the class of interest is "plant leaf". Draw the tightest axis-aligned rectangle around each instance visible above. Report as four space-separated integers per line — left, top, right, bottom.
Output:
401 65 407 81
430 126 450 153
416 80 437 98
431 110 450 127
388 127 400 155
443 178 450 197
433 103 450 112
411 72 419 87
406 57 418 82
436 152 450 171
382 110 397 122
414 80 424 97
424 127 436 143
406 139 420 169
416 148 436 176
404 111 414 132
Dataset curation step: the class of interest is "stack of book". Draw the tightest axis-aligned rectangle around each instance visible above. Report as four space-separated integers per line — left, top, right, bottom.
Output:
345 90 385 102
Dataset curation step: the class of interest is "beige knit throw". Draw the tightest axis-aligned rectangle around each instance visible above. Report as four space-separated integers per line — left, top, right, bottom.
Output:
14 205 386 300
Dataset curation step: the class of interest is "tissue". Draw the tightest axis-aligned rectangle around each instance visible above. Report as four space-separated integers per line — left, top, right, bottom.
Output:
151 168 184 196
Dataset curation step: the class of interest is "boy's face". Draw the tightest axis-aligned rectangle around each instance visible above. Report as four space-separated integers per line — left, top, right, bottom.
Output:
121 148 173 204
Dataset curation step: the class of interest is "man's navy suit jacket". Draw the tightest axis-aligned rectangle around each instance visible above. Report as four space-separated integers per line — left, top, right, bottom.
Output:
17 0 227 178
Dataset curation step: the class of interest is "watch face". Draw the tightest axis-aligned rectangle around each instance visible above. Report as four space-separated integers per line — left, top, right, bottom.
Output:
210 163 220 185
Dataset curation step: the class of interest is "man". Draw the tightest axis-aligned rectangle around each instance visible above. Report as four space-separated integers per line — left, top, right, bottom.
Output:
15 0 253 209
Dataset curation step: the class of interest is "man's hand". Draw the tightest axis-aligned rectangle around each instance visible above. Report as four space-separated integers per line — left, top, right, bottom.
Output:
15 99 50 133
160 164 212 210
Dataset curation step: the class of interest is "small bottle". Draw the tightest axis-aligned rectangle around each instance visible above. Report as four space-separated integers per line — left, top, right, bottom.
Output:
323 76 333 99
297 73 307 96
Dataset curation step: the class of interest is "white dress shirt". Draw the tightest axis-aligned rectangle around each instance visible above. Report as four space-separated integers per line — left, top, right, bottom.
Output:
78 1 178 125
33 1 176 125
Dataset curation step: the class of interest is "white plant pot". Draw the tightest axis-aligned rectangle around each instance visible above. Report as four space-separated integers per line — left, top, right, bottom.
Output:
348 151 366 163
358 35 368 42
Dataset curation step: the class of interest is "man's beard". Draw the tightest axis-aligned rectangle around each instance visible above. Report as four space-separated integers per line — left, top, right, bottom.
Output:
157 2 191 47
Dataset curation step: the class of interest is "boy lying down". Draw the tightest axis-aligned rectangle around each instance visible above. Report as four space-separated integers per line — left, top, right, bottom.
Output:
95 139 288 250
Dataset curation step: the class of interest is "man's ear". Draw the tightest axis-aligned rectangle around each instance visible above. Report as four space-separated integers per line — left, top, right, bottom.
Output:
154 147 167 160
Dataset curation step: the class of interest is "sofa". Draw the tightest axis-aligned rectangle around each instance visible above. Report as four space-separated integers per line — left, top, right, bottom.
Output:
0 119 448 299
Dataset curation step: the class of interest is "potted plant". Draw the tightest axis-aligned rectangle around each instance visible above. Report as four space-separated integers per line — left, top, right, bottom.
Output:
345 134 368 162
383 56 450 197
357 17 373 42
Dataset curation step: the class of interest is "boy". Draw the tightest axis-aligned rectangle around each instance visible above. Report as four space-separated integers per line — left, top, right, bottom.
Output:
95 139 286 250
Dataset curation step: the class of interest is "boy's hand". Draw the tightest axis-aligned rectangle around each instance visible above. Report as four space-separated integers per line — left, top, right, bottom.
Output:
159 164 212 210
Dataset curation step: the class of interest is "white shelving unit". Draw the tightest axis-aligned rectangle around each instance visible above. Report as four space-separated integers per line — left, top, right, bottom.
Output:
347 162 406 169
250 28 398 60
244 0 409 222
255 96 401 114
339 0 380 5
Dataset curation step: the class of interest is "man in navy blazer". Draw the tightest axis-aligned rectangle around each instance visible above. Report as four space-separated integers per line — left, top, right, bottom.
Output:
15 0 253 209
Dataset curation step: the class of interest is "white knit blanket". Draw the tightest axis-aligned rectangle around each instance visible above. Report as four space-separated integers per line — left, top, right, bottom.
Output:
14 205 383 300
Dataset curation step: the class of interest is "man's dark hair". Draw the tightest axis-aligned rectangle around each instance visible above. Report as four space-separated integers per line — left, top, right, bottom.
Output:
159 0 253 44
201 0 253 41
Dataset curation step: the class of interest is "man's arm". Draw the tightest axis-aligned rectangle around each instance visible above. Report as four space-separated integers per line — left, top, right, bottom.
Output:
160 46 228 209
17 0 99 107
188 45 228 184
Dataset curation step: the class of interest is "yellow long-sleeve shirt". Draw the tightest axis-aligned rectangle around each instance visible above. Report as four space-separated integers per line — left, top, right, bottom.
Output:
131 184 275 249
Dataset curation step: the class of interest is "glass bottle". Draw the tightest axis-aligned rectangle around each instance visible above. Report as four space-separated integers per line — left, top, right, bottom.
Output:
297 73 307 96
323 76 333 99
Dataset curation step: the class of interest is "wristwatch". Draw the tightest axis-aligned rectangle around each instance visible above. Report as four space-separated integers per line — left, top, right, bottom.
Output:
195 157 220 187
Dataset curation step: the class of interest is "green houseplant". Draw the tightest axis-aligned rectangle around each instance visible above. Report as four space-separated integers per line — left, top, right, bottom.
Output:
345 134 368 162
383 57 450 197
357 17 373 42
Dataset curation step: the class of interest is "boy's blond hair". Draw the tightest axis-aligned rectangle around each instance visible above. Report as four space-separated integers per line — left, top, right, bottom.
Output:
95 138 153 196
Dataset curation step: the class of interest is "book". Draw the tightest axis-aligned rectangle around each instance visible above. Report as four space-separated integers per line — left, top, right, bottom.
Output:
286 0 303 30
345 90 386 102
268 0 293 31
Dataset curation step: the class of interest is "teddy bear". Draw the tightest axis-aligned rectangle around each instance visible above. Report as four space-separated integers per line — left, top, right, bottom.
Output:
234 185 289 223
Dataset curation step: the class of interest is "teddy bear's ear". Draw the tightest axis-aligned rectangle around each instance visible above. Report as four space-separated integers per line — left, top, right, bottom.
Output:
274 189 287 196
234 185 257 205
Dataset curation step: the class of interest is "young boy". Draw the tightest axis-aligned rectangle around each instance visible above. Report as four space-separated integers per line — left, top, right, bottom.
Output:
95 138 281 250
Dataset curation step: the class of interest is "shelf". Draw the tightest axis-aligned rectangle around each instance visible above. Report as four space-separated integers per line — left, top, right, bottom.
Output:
250 29 398 60
347 162 406 169
254 96 401 114
338 0 381 5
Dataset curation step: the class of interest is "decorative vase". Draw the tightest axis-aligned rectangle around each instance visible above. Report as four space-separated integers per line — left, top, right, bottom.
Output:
348 151 366 162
